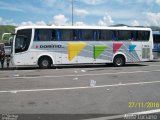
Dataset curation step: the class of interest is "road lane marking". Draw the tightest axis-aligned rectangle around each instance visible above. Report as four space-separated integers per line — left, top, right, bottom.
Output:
0 80 160 94
0 70 36 73
0 69 160 80
84 109 160 120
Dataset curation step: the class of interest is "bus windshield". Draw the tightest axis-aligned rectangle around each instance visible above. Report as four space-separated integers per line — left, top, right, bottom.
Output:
15 29 32 53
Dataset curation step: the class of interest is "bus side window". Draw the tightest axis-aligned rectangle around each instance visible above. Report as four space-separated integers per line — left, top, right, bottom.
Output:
78 30 83 41
97 31 101 40
112 31 117 41
144 31 150 41
61 29 72 41
38 30 44 41
136 31 150 41
48 30 52 41
137 31 142 41
57 30 62 41
51 29 56 41
106 30 113 41
131 31 136 41
73 30 77 40
119 30 131 41
93 31 97 41
135 31 139 41
99 30 106 41
141 32 145 41
35 29 53 41
83 30 93 41
93 31 97 40
34 30 39 41
154 34 160 43
117 30 122 41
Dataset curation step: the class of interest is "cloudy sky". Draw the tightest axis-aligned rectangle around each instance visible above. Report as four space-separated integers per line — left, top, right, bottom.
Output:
0 0 160 26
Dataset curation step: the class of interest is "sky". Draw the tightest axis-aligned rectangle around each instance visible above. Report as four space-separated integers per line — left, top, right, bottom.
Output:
0 0 160 26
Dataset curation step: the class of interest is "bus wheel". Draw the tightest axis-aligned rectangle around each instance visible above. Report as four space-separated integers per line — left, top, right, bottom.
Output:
113 55 125 67
38 57 52 69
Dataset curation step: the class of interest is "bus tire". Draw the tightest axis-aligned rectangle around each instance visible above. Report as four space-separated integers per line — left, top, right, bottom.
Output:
38 57 52 69
113 55 125 67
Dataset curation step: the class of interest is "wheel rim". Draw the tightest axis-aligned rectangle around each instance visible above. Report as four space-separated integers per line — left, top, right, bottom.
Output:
42 60 49 67
116 58 122 66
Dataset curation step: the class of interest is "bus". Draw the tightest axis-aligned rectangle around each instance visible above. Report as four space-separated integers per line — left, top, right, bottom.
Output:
10 26 153 69
153 31 160 59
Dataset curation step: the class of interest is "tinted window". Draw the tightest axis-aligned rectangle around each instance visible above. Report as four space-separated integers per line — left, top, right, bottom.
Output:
33 29 150 42
99 30 106 40
34 29 56 41
56 29 79 41
93 30 98 40
137 31 150 41
143 31 150 41
61 29 73 41
56 30 62 41
78 30 83 40
131 31 137 41
106 30 114 40
72 29 84 41
153 34 160 43
15 29 32 53
112 31 118 41
118 30 131 41
98 30 114 41
70 29 94 41
73 30 78 40
83 30 93 40
116 30 150 41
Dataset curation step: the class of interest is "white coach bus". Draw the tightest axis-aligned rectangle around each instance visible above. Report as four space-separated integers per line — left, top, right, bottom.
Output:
10 26 153 68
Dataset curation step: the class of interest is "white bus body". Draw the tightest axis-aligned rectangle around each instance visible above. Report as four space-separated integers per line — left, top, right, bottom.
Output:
11 26 153 68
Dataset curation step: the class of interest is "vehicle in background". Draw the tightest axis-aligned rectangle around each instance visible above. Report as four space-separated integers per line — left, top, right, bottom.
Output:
4 46 11 57
153 31 160 59
9 26 153 69
1 33 12 57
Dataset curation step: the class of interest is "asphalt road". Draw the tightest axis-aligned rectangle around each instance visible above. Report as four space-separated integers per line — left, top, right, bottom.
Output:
0 61 160 120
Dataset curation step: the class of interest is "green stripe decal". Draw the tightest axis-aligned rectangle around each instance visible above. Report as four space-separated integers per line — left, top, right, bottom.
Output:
94 45 107 59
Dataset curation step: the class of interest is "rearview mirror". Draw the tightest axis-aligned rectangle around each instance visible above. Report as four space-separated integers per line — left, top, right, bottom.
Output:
11 33 16 36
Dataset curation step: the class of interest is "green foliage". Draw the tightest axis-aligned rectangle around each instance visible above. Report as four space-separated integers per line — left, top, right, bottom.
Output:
0 25 15 43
